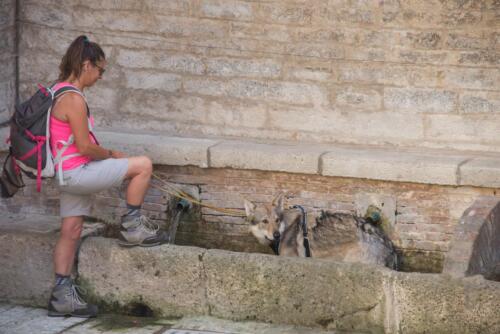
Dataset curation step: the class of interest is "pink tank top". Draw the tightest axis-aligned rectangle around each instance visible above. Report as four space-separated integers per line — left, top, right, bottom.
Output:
49 82 96 171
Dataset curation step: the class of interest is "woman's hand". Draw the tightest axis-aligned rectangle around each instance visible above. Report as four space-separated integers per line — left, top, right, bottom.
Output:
111 150 127 159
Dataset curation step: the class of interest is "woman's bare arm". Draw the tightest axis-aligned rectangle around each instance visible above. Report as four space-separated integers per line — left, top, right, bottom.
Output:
56 93 125 159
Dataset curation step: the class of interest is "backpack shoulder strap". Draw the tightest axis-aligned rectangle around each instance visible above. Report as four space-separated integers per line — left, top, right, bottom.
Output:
51 86 90 117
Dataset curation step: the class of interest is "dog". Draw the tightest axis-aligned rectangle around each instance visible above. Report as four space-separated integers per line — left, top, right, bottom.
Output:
244 193 396 268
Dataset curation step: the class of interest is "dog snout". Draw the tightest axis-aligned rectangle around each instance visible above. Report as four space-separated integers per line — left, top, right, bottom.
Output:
273 231 281 240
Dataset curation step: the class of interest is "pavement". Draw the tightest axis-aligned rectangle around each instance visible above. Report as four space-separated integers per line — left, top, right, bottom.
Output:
0 303 344 334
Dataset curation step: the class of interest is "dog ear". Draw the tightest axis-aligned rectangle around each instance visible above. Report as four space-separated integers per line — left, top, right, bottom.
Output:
244 199 256 218
272 192 285 213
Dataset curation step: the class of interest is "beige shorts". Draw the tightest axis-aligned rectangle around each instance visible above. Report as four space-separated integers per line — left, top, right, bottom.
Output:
58 158 129 218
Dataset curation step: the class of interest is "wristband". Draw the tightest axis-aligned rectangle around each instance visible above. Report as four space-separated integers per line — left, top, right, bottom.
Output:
108 150 113 158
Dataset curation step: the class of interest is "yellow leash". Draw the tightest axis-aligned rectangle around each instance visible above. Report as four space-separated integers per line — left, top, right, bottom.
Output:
150 172 247 217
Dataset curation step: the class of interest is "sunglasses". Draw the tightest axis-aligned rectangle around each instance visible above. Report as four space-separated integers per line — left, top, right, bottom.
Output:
93 63 106 76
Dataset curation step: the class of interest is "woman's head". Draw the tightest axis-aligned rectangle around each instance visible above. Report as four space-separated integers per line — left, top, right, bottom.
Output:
58 35 106 86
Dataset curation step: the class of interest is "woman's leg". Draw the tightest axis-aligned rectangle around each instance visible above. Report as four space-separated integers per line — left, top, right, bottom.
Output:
53 216 84 276
124 156 153 206
50 215 97 318
119 155 166 246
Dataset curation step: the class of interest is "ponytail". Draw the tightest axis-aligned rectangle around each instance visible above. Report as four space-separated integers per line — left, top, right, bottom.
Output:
58 35 105 81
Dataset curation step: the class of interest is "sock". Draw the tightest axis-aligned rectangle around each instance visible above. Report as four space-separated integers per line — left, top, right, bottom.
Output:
54 273 71 286
125 203 142 217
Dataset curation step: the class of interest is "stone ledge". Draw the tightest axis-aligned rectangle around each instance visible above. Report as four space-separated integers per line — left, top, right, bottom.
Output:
97 131 219 168
209 140 326 174
1 224 500 332
321 147 468 185
2 129 500 188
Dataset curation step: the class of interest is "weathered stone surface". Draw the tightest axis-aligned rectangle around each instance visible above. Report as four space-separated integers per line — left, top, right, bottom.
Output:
334 86 382 111
389 272 500 333
460 92 500 114
209 140 323 174
0 214 60 306
321 147 467 186
200 0 254 21
10 0 499 154
78 238 209 317
460 158 500 188
206 57 281 78
384 87 457 113
0 127 9 151
426 114 500 144
95 131 218 168
204 249 387 332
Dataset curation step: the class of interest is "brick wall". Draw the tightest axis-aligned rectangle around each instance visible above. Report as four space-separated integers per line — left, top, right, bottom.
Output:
0 0 16 122
15 0 500 152
2 145 499 272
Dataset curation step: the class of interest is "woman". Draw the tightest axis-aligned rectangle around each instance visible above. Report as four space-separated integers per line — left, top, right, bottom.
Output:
48 35 165 318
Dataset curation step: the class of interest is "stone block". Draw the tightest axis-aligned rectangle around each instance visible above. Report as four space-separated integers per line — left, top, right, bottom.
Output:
0 0 14 28
200 0 254 21
116 49 156 69
18 53 59 84
78 238 209 317
283 59 333 82
257 3 312 26
268 109 425 143
157 54 205 75
389 49 450 65
346 47 386 62
446 31 491 50
230 22 291 42
125 71 182 92
384 64 441 88
334 86 382 111
116 49 204 75
384 87 457 113
120 93 207 123
390 272 500 333
319 0 378 26
459 158 500 188
321 147 467 186
0 214 99 307
184 78 328 107
95 131 218 168
285 42 345 60
204 249 386 332
206 57 281 78
460 92 500 114
78 0 191 14
85 85 119 112
425 114 500 143
456 50 500 67
155 16 228 39
21 2 73 27
337 62 384 85
397 31 443 49
209 140 323 174
444 68 499 90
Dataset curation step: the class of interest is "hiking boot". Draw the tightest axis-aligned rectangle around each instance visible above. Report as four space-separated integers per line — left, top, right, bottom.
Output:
118 215 167 247
47 281 98 318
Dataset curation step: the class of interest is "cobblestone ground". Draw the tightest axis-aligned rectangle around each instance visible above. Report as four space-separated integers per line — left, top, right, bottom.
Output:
0 303 353 334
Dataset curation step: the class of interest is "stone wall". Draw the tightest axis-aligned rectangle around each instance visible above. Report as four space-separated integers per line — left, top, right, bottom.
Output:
0 0 16 122
16 0 500 152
